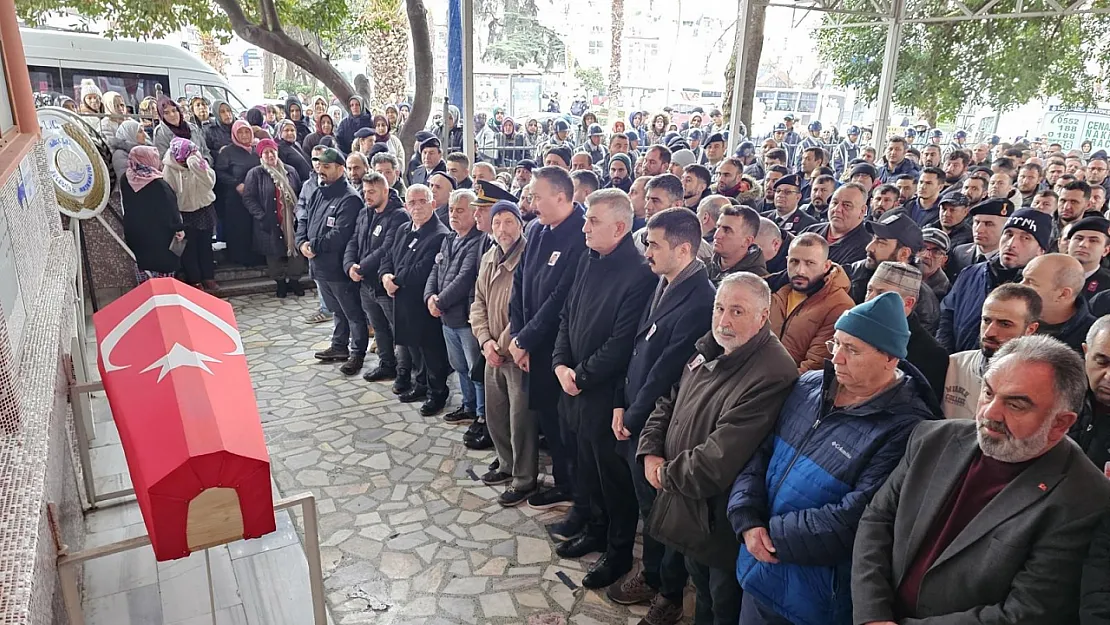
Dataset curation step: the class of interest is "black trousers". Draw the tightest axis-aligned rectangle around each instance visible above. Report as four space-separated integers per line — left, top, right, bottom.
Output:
179 225 214 283
622 441 688 601
574 419 638 560
738 593 794 625
359 285 410 372
685 555 743 625
404 329 450 397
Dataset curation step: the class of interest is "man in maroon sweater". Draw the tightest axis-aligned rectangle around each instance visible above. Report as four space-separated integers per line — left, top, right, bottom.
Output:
852 334 1110 624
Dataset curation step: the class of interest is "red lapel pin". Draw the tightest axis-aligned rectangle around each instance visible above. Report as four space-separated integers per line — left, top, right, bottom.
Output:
1038 483 1047 491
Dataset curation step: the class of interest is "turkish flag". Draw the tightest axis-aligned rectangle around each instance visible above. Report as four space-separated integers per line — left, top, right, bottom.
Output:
94 278 275 561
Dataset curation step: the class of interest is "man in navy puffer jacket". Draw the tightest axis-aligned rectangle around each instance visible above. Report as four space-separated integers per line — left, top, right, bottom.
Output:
727 292 941 625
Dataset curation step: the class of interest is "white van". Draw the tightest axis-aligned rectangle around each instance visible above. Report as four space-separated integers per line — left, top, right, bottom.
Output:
21 27 249 114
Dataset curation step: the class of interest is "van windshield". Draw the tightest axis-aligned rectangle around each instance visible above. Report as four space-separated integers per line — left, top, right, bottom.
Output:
185 83 246 114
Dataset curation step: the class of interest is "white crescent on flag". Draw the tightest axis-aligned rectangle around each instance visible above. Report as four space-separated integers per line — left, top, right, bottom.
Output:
100 293 245 376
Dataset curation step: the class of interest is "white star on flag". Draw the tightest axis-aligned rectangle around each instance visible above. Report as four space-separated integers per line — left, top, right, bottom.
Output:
139 343 221 382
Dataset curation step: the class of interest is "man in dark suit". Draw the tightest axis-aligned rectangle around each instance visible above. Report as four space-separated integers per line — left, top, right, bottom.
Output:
606 207 715 618
852 335 1110 624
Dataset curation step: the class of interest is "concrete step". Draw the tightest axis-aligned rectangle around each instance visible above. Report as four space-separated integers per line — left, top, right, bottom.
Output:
211 276 315 299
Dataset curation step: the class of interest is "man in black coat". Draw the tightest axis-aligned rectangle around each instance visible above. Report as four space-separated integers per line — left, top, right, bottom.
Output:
296 148 367 375
409 136 448 187
344 172 412 386
606 207 714 617
865 262 949 402
508 167 588 521
551 188 657 589
802 182 872 266
380 184 452 416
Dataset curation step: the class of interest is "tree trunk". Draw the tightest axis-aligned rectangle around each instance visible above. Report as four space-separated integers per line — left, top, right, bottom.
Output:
354 74 374 104
262 50 275 96
213 0 356 109
608 0 624 104
367 0 410 110
721 2 766 134
398 0 433 167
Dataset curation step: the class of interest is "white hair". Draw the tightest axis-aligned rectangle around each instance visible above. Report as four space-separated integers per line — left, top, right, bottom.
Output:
719 272 771 312
406 184 433 202
449 188 477 207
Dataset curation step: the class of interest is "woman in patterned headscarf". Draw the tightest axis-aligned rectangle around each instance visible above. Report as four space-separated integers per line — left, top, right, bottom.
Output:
242 138 304 298
162 137 218 290
121 145 183 285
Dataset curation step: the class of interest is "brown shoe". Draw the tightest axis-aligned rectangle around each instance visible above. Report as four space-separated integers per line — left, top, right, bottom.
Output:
606 571 656 606
637 594 683 625
202 279 220 291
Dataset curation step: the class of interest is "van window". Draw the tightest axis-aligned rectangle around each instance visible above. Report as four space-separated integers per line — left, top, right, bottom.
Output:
29 65 64 106
184 83 246 112
61 68 169 114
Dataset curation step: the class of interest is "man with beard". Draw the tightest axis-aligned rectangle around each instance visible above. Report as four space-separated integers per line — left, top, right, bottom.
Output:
1059 180 1094 234
1073 317 1110 468
708 205 768 285
870 184 902 221
853 335 1109 625
879 136 920 183
847 213 924 303
938 206 1051 353
1088 153 1109 194
894 174 917 204
752 165 787 212
1064 217 1110 300
796 146 828 204
714 157 752 201
696 195 730 244
681 164 712 210
1021 254 1095 353
921 144 943 169
642 145 671 177
410 137 447 187
941 149 970 195
962 172 988 206
298 148 369 375
943 284 1041 419
946 197 1011 281
552 189 656 589
799 174 836 222
605 153 632 193
606 207 714 621
512 159 536 196
344 172 412 385
768 233 854 372
803 183 872 266
918 228 952 299
761 173 816 236
928 192 973 250
902 167 946 227
1014 163 1043 209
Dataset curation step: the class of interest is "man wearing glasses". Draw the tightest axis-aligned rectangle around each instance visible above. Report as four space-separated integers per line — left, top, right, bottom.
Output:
728 291 938 625
762 173 816 235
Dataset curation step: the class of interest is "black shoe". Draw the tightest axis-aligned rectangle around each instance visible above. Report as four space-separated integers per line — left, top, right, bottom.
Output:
498 484 537 507
528 487 573 510
463 421 494 450
314 346 349 362
582 553 633 590
420 395 448 417
275 279 288 299
398 386 428 403
339 356 364 376
363 365 397 382
489 458 500 472
443 405 475 425
481 469 512 486
545 515 586 542
391 376 412 395
288 279 305 296
555 533 606 559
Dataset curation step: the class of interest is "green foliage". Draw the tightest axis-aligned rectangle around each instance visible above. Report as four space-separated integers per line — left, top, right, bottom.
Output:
271 79 315 98
815 0 1110 125
575 66 605 95
477 0 567 70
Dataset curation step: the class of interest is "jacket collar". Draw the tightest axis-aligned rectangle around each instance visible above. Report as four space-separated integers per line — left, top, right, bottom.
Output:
694 324 772 373
819 358 943 419
588 232 640 262
642 262 709 333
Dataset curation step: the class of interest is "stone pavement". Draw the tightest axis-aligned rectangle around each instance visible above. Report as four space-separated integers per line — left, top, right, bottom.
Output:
233 291 696 625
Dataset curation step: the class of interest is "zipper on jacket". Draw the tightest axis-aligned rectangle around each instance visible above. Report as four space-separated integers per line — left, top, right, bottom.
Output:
772 417 822 495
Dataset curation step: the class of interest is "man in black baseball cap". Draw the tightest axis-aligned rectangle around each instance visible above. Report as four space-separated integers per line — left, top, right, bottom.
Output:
938 204 1047 352
1063 216 1110 300
847 214 939 335
928 191 973 250
513 158 537 195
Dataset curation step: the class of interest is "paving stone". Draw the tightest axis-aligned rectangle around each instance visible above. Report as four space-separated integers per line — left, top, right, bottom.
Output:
517 537 552 565
480 592 517 618
379 552 422 579
441 576 488 595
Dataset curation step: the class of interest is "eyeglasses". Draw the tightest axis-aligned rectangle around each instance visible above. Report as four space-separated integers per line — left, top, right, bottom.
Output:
774 189 799 195
825 339 866 358
918 247 947 257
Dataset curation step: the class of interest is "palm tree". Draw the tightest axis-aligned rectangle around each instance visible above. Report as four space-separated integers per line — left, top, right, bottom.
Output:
608 0 624 104
365 0 411 109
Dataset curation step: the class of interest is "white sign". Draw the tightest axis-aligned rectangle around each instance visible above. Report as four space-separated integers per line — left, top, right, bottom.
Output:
1041 106 1110 152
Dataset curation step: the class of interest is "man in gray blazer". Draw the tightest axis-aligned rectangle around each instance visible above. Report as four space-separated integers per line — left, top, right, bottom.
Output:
853 334 1110 625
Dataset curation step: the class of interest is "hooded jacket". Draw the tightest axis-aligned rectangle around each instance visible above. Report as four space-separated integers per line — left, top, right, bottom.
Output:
160 149 216 213
336 96 373 155
769 263 855 372
706 244 768 285
343 188 411 296
637 327 799 570
285 97 312 144
728 361 940 625
496 118 527 167
645 112 670 146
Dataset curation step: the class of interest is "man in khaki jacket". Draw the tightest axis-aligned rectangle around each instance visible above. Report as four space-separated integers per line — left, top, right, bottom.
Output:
469 199 532 507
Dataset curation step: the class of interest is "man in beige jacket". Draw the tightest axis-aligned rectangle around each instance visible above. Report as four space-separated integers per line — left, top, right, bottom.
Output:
470 199 533 507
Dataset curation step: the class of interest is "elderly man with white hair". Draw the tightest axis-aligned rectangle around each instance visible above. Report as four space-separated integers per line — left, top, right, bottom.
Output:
637 272 799 625
852 335 1110 624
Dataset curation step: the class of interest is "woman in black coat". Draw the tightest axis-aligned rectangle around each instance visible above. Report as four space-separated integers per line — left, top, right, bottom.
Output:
121 145 184 284
205 100 235 154
276 119 312 184
215 119 263 266
242 139 304 298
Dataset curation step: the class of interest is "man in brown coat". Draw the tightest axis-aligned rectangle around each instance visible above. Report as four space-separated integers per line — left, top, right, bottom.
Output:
637 272 798 625
470 200 532 507
769 232 855 373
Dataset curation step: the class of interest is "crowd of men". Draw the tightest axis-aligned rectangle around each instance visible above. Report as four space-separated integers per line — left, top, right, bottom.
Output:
119 91 1110 625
